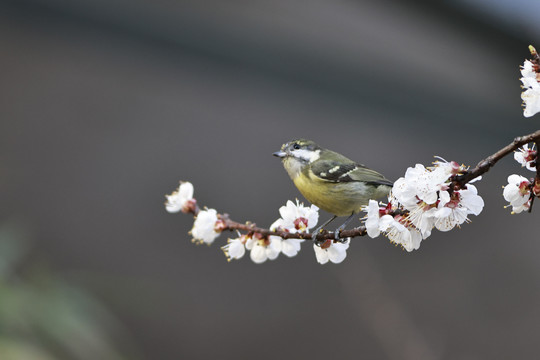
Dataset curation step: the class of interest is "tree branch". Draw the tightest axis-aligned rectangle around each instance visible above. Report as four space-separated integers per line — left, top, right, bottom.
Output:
184 129 540 242
218 213 367 241
454 129 540 186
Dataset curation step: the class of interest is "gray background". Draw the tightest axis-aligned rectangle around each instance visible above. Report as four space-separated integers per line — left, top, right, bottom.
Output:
2 0 540 359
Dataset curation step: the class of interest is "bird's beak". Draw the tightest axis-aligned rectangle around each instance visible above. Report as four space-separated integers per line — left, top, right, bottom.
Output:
273 150 287 158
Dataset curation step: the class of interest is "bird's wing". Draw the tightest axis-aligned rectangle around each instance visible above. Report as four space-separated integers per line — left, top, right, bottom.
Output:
310 159 393 186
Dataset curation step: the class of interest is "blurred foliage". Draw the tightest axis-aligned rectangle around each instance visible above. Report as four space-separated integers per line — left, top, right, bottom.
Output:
0 223 138 360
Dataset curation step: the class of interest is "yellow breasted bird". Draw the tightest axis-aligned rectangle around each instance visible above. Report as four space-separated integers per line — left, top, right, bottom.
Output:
273 139 393 241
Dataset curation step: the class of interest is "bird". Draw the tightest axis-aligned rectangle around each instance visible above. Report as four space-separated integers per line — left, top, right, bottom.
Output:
273 139 393 242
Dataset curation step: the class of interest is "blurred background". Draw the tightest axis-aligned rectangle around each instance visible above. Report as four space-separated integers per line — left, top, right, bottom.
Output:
1 0 540 359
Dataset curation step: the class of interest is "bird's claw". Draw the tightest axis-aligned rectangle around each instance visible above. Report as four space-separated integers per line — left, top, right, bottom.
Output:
313 229 326 247
335 236 349 243
334 224 349 242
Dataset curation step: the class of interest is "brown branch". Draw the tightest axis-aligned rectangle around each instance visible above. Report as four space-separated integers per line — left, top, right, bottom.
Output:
454 129 540 186
218 213 367 241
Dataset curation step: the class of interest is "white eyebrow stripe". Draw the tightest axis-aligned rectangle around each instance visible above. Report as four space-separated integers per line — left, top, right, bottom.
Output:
292 149 320 163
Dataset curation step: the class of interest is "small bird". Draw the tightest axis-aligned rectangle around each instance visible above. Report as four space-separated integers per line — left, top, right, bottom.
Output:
273 139 393 241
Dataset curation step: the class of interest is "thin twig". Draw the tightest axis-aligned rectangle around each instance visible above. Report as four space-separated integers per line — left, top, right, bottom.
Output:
219 213 366 241
454 129 540 186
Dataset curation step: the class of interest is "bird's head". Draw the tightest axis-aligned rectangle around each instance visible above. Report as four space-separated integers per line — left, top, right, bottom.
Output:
273 139 321 162
273 139 322 179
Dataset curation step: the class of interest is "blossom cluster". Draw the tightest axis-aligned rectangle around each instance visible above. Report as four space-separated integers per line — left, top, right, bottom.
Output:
165 183 350 264
520 45 540 118
503 143 538 213
505 44 540 211
222 199 351 264
363 159 484 251
223 200 321 264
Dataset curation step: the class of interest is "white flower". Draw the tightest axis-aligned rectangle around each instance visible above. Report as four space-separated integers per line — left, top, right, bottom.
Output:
278 200 319 233
432 185 485 231
390 158 483 236
391 164 431 208
245 234 281 264
520 59 540 118
363 200 425 251
514 144 536 171
457 185 485 215
391 160 460 209
165 181 194 213
364 200 384 238
221 234 246 261
404 202 436 238
269 218 303 258
384 219 423 252
503 174 531 213
261 199 318 259
389 162 443 236
191 208 221 244
313 239 349 264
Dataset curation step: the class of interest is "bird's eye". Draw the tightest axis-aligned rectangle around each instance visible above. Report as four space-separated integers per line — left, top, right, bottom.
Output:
292 143 300 150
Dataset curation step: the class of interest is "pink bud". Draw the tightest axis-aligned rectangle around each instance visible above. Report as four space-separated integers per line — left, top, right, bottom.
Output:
214 219 227 232
533 180 540 196
181 199 198 214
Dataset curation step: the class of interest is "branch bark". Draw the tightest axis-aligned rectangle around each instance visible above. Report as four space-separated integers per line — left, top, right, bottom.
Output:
454 129 540 186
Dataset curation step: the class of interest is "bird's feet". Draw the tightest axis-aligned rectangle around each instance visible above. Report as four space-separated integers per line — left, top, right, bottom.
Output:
333 226 347 242
312 224 328 247
312 215 338 246
333 213 355 242
313 226 347 245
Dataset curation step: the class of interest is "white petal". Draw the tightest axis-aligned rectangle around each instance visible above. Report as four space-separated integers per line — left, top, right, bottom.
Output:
434 207 452 219
165 182 194 213
434 208 467 231
521 60 535 77
503 183 520 203
364 200 381 238
313 245 329 264
514 151 527 166
408 229 423 251
227 239 245 259
250 245 268 264
279 201 296 222
179 182 194 200
268 238 282 256
522 87 540 118
165 196 183 213
461 191 484 215
269 218 284 231
438 190 451 207
305 206 320 229
327 242 349 264
281 239 303 257
245 237 255 250
266 247 280 261
512 202 529 213
191 209 220 244
508 174 527 186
